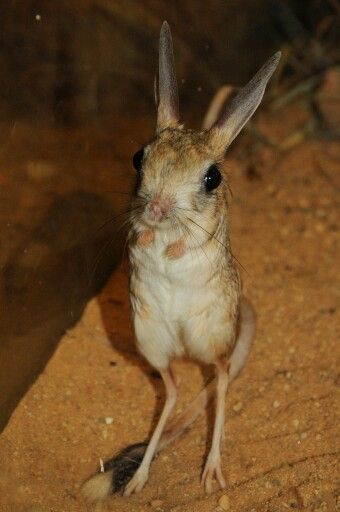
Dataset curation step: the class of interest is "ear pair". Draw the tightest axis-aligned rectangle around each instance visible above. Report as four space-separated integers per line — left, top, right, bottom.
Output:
155 21 281 149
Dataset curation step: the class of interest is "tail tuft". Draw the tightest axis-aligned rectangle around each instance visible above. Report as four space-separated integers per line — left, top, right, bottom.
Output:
82 471 113 503
82 442 147 502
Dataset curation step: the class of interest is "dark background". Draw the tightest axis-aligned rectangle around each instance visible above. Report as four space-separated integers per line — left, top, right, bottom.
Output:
0 0 336 124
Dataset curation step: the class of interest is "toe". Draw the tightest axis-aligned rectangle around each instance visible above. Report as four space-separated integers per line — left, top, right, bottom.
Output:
201 468 213 494
123 470 148 496
123 482 134 497
205 474 213 494
201 459 226 494
216 467 226 489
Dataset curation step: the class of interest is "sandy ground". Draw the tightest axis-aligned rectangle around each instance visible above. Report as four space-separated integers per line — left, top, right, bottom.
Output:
0 108 339 511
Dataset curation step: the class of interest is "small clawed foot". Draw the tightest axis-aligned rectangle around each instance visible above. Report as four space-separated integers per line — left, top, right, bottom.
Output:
123 468 149 496
201 457 226 494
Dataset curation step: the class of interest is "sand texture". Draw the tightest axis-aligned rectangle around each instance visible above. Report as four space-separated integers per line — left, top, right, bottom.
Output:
0 113 339 511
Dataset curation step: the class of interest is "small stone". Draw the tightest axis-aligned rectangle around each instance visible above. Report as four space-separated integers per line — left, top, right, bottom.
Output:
300 432 308 440
316 209 327 219
150 499 163 508
266 184 278 196
285 371 292 379
298 198 310 209
315 222 326 233
273 400 280 408
179 472 189 484
104 417 113 425
232 401 243 412
218 494 231 511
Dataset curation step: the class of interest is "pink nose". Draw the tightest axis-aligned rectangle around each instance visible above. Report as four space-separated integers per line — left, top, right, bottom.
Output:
147 196 172 222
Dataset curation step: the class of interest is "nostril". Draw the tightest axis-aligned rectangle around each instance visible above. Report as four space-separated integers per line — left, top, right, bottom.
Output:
151 203 160 213
148 201 163 221
147 197 172 222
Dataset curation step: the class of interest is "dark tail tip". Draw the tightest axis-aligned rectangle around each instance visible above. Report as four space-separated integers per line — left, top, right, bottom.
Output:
105 442 147 493
82 442 147 502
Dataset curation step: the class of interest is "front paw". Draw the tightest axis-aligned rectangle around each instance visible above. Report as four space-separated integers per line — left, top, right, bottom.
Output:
123 468 149 496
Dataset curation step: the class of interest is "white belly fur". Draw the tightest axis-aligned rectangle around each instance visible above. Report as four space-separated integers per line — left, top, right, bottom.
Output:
129 229 239 370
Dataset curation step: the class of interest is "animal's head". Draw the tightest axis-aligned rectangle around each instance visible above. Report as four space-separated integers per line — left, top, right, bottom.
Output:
132 22 280 229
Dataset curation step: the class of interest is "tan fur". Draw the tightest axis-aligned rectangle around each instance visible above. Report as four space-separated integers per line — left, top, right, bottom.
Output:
82 471 113 503
165 238 185 259
136 229 154 247
93 22 279 497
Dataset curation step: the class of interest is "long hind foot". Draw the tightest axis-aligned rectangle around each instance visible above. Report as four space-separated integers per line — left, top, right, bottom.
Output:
201 455 226 494
123 467 149 496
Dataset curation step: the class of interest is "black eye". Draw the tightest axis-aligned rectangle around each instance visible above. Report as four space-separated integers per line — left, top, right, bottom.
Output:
204 164 221 192
133 148 144 171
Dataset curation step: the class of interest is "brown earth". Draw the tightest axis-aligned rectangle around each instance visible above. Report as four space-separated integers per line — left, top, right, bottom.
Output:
0 106 339 511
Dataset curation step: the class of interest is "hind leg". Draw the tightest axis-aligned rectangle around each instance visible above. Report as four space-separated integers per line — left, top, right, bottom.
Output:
201 358 229 494
124 367 178 496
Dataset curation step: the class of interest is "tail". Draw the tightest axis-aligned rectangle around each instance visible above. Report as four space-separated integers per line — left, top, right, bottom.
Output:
82 298 256 501
82 443 147 502
202 85 239 130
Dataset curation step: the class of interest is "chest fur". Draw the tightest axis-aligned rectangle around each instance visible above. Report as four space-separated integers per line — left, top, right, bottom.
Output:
129 228 239 318
129 230 240 366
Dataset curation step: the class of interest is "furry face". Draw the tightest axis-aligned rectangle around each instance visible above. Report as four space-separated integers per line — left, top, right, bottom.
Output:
132 127 228 229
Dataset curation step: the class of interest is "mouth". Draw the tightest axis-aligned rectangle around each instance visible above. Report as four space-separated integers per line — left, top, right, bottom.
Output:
144 195 175 224
142 211 172 228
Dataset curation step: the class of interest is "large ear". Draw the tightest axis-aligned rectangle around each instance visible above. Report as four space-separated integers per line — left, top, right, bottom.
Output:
155 21 179 132
210 51 281 148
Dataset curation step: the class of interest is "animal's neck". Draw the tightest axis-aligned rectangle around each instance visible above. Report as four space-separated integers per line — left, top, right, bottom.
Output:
129 209 232 272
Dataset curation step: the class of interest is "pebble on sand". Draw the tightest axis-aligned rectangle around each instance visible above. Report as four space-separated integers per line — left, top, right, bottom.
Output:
218 494 231 511
232 401 243 412
150 499 163 508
